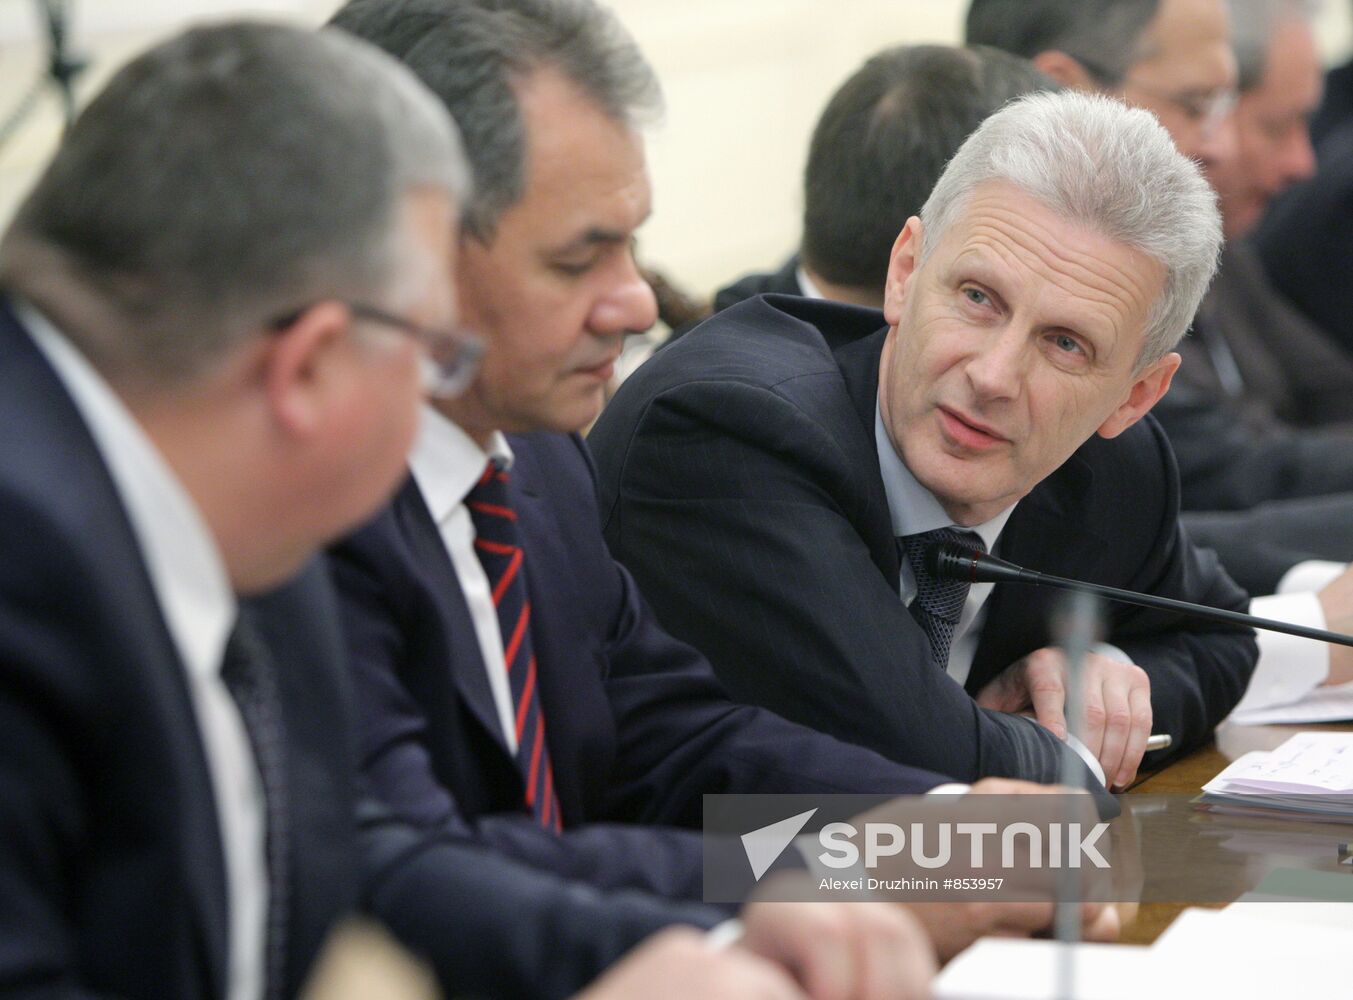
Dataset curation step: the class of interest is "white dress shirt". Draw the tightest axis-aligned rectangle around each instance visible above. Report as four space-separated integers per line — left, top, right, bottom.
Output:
20 303 263 1000
1236 561 1346 715
409 405 520 753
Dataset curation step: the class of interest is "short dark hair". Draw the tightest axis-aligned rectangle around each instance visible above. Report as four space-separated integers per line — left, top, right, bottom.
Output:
330 0 661 240
964 0 1160 86
801 44 1056 292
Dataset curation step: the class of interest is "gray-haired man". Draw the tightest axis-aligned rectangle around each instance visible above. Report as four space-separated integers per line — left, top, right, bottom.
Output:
0 18 478 1000
592 91 1257 794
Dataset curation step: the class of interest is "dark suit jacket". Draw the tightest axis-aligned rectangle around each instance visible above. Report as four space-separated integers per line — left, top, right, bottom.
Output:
0 300 358 999
589 295 1257 784
1186 242 1353 428
327 430 948 899
1256 119 1353 356
666 254 804 345
0 299 732 1000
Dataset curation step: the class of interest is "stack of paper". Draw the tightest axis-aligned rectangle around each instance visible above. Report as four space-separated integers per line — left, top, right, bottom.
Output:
1199 731 1353 818
1229 679 1353 726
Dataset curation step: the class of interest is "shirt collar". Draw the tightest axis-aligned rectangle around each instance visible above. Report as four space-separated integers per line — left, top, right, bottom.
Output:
409 403 514 523
17 299 236 681
873 393 1014 550
795 263 824 300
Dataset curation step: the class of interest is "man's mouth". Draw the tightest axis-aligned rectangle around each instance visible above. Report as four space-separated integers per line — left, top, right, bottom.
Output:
937 406 1009 450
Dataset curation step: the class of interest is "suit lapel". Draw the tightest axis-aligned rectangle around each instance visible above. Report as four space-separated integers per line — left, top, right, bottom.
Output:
0 299 230 1000
391 478 516 761
967 454 1109 693
832 327 903 586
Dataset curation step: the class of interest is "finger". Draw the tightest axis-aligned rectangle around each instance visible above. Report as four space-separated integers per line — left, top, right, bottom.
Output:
1025 652 1068 741
752 906 855 1000
852 907 937 1000
1094 666 1134 788
1078 669 1107 761
975 667 1021 713
1114 680 1153 789
989 900 1056 935
1081 902 1122 943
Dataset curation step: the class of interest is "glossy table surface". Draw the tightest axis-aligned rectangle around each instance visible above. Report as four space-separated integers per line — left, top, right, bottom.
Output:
1119 719 1353 943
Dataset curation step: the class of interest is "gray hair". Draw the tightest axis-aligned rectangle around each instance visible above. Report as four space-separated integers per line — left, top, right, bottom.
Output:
919 90 1222 367
330 0 661 240
0 20 469 386
1230 0 1320 91
965 0 1160 86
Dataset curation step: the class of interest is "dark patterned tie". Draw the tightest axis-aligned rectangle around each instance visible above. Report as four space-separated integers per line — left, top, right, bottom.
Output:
221 610 289 1000
899 527 987 669
465 461 562 832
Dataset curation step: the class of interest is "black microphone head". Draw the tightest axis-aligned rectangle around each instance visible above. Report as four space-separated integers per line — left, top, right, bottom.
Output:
926 543 1030 584
926 541 982 582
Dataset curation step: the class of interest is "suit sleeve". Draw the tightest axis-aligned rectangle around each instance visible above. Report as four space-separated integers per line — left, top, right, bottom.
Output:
1151 380 1353 511
591 379 1079 784
0 507 122 1000
327 536 720 901
357 797 724 1000
1095 417 1258 759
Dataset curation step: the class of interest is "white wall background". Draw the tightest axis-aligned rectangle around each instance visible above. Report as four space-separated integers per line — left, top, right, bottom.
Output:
1 0 1350 297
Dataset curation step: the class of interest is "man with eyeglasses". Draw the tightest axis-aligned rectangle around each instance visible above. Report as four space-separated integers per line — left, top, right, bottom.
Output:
968 0 1353 701
0 20 483 1000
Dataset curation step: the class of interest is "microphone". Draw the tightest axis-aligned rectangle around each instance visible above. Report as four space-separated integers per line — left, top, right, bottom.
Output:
927 543 1353 648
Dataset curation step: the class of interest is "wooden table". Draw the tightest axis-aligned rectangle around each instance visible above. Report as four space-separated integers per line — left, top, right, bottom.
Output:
1119 719 1353 943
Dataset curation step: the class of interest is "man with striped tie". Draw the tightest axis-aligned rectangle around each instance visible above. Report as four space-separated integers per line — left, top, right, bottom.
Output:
327 0 1124 983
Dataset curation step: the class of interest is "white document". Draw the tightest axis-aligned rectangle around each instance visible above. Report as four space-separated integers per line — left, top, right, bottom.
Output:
934 939 1158 1000
1229 679 1353 726
1201 732 1353 815
936 906 1353 999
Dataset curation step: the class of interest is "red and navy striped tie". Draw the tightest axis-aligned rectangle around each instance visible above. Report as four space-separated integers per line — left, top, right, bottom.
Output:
465 461 562 832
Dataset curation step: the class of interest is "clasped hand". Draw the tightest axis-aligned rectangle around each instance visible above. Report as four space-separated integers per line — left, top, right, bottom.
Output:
976 647 1152 790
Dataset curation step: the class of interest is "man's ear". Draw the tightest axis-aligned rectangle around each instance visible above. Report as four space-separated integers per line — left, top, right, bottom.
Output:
1032 50 1104 91
882 216 924 327
1097 351 1181 439
262 301 352 437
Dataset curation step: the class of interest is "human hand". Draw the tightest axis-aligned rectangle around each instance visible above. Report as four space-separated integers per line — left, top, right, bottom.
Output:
574 928 806 1000
900 899 1119 963
1318 565 1353 685
739 898 935 1000
976 647 1152 789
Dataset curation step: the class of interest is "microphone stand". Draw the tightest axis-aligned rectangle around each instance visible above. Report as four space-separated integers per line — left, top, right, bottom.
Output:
1051 590 1104 1000
929 544 1353 648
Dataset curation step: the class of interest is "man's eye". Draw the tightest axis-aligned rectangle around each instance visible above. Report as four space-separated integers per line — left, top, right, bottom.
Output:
1051 333 1084 355
963 287 989 306
553 259 595 277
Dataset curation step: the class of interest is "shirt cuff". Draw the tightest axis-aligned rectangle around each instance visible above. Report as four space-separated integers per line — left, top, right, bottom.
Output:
704 919 744 950
1063 731 1107 787
1277 560 1347 595
926 783 973 796
1231 591 1330 714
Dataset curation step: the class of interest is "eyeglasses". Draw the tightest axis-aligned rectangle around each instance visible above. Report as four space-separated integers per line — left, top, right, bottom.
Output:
270 301 483 399
1121 77 1237 139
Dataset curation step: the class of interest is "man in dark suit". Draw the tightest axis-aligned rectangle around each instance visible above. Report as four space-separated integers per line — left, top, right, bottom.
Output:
327 0 1119 969
0 19 923 1000
966 0 1353 593
592 92 1257 794
0 21 480 1000
966 0 1353 709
